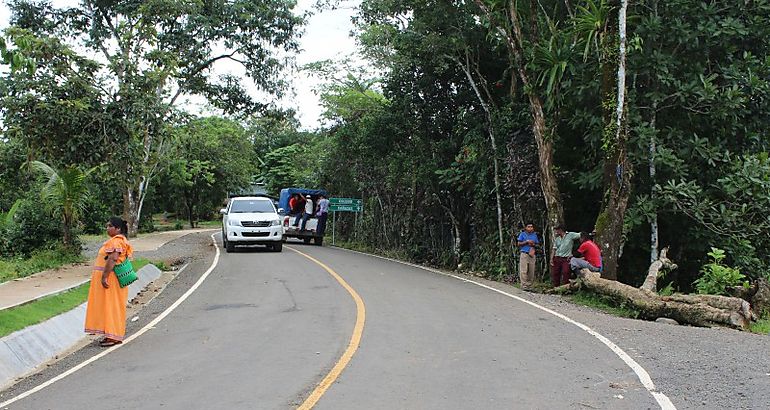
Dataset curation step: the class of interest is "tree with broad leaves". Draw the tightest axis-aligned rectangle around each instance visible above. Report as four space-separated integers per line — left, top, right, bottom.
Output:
7 0 304 236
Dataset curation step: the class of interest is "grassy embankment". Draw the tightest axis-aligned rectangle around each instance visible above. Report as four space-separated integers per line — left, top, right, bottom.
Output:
0 258 152 338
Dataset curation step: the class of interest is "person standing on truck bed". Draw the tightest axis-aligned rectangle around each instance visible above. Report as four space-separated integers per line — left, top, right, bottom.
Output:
300 195 315 231
292 194 306 227
316 194 330 237
289 194 298 216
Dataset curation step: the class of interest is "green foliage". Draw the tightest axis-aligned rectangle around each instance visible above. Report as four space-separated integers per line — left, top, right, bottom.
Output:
0 195 63 257
657 282 675 297
662 154 770 276
0 29 35 73
694 248 747 296
154 117 255 227
28 161 94 247
5 0 304 233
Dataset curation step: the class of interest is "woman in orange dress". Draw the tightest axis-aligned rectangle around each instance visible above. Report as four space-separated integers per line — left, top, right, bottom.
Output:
84 217 134 347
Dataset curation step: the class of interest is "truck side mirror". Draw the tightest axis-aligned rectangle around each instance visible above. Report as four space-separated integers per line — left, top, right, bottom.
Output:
219 208 227 215
277 208 285 214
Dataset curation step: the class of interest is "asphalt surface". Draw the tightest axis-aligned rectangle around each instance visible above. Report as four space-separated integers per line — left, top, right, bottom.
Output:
2 232 769 409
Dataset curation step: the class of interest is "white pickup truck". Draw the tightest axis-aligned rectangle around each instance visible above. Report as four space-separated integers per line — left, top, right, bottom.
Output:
220 196 283 252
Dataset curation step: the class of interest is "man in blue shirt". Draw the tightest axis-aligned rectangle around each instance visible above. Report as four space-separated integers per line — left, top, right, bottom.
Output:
517 223 540 291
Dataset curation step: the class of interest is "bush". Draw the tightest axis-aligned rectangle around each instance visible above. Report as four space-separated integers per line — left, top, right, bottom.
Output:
0 244 82 283
694 248 747 295
139 212 156 233
0 197 63 256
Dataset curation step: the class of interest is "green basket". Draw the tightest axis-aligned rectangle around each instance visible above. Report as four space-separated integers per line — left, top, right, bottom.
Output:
114 259 138 288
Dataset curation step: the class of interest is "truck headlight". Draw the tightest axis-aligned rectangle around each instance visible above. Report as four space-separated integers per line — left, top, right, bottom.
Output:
228 219 240 226
270 219 281 226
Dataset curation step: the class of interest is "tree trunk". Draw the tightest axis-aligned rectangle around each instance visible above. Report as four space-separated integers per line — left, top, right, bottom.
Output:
649 104 659 263
640 247 674 292
594 0 631 280
123 180 148 238
62 213 73 248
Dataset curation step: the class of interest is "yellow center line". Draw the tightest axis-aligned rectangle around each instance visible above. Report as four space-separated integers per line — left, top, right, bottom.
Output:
288 246 366 410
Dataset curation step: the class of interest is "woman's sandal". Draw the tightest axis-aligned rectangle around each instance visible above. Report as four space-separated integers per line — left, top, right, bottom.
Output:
99 339 122 347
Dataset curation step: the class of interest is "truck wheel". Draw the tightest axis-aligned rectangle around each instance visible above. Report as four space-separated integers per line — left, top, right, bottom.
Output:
272 242 283 252
303 237 312 244
225 239 235 253
314 236 323 246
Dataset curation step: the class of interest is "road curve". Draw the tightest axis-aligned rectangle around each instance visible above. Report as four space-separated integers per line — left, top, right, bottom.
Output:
5 237 668 409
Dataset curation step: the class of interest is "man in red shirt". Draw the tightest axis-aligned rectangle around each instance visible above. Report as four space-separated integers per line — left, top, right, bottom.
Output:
570 232 602 273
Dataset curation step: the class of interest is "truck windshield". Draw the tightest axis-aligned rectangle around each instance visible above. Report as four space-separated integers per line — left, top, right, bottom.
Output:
230 200 274 213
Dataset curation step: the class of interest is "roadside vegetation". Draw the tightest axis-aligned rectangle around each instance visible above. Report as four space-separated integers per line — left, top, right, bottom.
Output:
0 257 154 338
0 247 82 284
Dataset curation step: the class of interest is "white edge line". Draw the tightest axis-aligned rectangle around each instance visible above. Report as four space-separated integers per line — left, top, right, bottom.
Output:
333 246 677 410
0 233 221 408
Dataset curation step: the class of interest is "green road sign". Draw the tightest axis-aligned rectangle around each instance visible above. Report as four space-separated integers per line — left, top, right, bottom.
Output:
329 198 362 212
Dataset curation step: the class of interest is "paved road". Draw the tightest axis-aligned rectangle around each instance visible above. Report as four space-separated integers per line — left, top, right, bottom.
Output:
5 237 666 409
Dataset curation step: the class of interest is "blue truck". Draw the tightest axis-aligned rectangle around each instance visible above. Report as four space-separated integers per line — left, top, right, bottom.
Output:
278 188 328 245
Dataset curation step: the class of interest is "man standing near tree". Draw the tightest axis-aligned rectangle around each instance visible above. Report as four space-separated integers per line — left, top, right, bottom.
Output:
551 225 580 287
517 223 539 291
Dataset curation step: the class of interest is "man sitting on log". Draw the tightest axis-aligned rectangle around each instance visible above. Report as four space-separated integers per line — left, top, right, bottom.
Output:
570 232 602 274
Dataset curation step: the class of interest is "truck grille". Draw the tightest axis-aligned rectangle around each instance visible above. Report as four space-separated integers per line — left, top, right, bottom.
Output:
242 232 270 237
241 221 270 227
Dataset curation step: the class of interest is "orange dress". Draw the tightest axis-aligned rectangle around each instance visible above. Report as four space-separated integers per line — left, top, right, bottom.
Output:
84 234 134 341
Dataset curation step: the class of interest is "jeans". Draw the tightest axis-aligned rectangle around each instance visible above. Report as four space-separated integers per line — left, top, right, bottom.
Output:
300 213 312 231
570 257 600 273
316 213 328 236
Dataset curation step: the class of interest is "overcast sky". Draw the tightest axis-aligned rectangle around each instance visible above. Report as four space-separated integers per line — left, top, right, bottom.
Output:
0 0 361 129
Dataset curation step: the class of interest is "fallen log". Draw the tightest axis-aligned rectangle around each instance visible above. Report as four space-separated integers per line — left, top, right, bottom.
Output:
728 277 770 317
575 269 751 328
550 253 755 329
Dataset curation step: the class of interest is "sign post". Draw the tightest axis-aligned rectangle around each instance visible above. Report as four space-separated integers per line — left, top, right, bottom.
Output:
329 198 363 246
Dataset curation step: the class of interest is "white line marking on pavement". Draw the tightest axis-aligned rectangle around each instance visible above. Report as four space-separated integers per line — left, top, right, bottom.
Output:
335 247 677 410
0 234 221 408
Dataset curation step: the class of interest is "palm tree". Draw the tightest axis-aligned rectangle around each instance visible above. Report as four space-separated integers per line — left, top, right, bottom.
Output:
29 161 94 248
